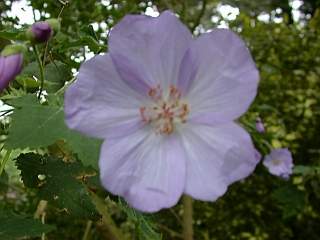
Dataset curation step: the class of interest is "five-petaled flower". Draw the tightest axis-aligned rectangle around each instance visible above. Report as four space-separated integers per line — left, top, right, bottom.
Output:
263 148 293 179
65 11 260 212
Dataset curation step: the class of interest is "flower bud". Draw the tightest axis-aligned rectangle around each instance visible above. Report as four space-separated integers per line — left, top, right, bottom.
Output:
0 45 25 91
28 21 52 43
256 117 265 133
1 44 27 57
46 18 61 35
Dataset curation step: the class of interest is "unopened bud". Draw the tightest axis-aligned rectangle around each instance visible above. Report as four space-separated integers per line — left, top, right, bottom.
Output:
27 21 52 43
46 18 61 35
0 46 24 91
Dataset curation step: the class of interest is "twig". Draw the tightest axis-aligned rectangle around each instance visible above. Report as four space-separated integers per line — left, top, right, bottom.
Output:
191 0 207 33
0 150 12 176
33 46 45 99
82 220 93 240
90 192 127 240
158 224 183 239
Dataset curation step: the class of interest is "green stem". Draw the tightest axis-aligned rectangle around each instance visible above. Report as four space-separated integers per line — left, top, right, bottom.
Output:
0 150 12 176
82 220 93 240
33 46 45 99
183 195 193 240
90 192 127 240
191 0 207 33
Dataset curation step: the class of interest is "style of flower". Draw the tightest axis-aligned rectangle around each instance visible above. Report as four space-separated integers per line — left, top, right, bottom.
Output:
256 117 265 133
65 11 260 212
0 54 23 92
263 148 293 179
31 21 52 43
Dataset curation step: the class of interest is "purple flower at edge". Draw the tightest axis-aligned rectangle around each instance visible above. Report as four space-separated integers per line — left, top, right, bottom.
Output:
31 21 52 43
263 148 293 179
0 54 23 92
64 11 260 212
256 117 265 133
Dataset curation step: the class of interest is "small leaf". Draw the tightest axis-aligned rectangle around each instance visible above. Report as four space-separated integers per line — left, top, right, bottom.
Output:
15 153 100 220
0 28 27 41
44 62 71 93
0 211 55 240
118 199 162 240
294 165 320 175
272 184 306 218
6 94 102 169
18 61 71 93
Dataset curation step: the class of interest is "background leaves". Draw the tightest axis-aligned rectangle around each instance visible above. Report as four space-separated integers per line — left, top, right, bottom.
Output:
5 94 102 169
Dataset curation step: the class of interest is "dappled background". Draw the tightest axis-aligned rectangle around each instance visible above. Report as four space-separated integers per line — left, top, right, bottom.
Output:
1 0 320 239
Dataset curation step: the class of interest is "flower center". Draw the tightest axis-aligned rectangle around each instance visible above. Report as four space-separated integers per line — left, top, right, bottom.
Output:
272 159 282 166
140 85 189 135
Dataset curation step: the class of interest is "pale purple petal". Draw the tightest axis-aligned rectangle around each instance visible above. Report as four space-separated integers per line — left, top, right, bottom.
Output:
109 10 192 94
0 57 4 84
178 29 259 125
263 148 293 178
64 54 147 139
254 149 262 162
0 54 23 91
181 122 258 201
99 129 186 212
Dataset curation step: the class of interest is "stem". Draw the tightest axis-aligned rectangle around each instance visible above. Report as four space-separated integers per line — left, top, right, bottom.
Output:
183 195 193 240
0 150 12 176
82 220 93 240
191 0 207 33
33 46 45 99
41 212 47 240
90 192 127 240
34 200 48 219
34 200 48 240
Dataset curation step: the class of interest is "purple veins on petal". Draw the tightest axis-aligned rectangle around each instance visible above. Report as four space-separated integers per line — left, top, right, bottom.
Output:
109 10 193 93
263 148 294 178
0 54 23 92
180 28 259 126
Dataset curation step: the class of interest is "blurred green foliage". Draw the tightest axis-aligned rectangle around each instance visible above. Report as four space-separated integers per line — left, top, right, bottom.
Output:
0 0 320 239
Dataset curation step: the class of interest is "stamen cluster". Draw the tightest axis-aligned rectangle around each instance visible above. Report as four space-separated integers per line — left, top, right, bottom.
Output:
140 85 189 135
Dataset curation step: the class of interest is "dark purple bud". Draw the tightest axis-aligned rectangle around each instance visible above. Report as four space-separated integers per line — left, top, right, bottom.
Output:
31 21 52 43
256 117 265 133
0 54 23 92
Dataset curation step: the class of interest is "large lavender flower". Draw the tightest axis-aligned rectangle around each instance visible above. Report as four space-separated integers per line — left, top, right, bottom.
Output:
65 11 260 212
0 54 23 91
263 148 293 178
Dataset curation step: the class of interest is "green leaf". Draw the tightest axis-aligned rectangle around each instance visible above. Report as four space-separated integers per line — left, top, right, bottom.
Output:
293 165 320 176
0 211 55 240
18 61 71 93
118 199 162 240
6 94 102 169
44 62 71 92
0 28 27 41
272 184 306 219
15 153 100 220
